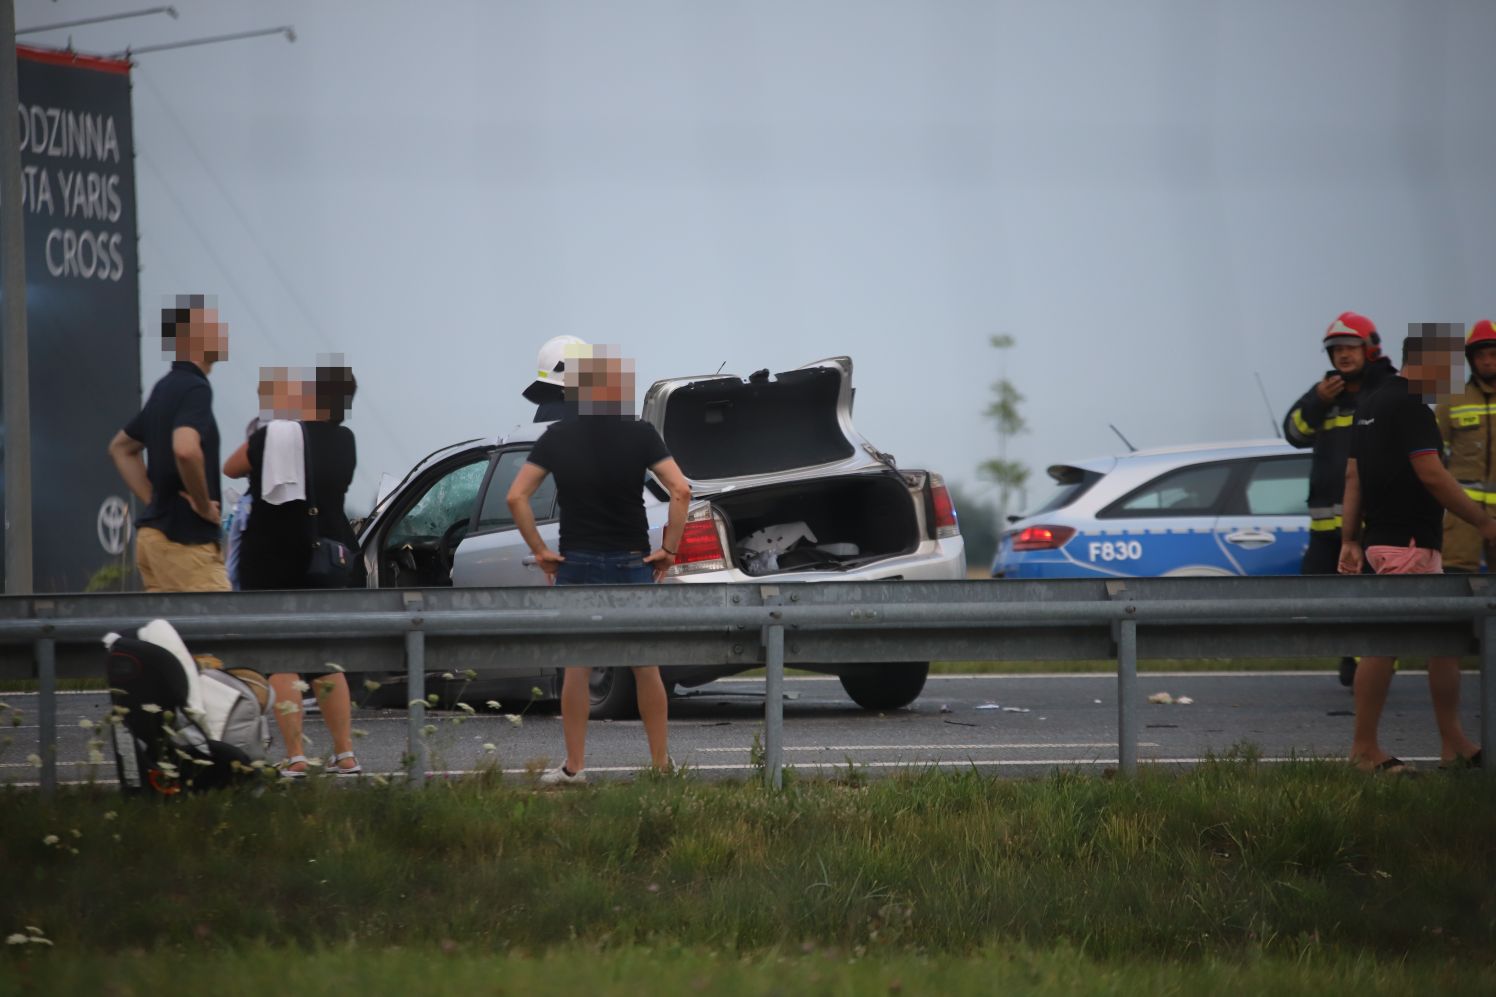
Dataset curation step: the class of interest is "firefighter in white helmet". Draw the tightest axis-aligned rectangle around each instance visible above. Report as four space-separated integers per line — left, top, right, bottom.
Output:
522 335 588 422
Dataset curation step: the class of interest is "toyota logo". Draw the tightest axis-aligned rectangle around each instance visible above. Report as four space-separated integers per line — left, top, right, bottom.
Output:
98 496 132 556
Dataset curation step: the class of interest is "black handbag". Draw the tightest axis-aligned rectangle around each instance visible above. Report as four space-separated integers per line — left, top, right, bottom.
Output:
299 422 355 588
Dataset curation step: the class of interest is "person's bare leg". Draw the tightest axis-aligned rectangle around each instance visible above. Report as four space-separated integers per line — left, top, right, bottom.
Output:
561 667 591 773
269 673 307 770
313 673 357 768
1350 656 1397 769
632 666 670 769
1426 656 1480 763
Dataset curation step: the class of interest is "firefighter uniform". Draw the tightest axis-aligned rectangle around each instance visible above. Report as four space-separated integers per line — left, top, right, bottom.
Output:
1436 380 1496 572
1284 356 1396 573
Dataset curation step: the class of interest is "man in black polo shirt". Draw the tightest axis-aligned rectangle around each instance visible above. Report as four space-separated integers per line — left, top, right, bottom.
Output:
108 294 231 592
1340 329 1489 772
507 346 692 785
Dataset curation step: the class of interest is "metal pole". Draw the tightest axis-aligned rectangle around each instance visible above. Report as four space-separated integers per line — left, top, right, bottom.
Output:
1 1 34 595
36 637 55 797
1483 615 1495 779
1117 619 1138 776
763 624 784 790
405 629 426 788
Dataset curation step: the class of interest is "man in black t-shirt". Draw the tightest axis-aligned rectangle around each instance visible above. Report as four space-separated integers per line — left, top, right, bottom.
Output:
108 295 230 592
507 348 692 785
1340 330 1489 772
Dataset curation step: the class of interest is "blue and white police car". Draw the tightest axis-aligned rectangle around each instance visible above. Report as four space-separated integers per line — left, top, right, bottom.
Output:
991 440 1311 578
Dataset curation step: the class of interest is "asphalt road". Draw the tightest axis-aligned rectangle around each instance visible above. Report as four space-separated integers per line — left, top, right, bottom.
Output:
3 670 1484 787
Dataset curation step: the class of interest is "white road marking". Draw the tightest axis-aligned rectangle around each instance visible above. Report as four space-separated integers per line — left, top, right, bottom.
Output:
692 742 1159 753
5 755 1447 787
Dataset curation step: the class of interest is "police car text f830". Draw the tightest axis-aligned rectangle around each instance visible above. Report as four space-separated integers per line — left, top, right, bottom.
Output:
992 440 1311 578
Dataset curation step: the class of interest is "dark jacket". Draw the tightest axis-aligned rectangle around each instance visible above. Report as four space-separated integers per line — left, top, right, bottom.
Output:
1283 356 1396 531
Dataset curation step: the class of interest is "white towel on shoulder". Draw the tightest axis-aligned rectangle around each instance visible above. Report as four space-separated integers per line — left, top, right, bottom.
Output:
261 420 306 506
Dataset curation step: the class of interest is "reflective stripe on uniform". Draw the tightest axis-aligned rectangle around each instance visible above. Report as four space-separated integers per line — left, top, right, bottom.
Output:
1291 410 1314 436
1448 404 1496 417
1308 505 1343 532
1320 413 1354 431
1458 482 1496 505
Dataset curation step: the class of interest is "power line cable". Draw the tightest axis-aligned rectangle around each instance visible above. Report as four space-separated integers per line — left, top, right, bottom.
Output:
133 67 414 459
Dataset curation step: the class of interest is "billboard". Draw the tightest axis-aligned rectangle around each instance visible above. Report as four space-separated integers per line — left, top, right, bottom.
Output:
0 46 141 592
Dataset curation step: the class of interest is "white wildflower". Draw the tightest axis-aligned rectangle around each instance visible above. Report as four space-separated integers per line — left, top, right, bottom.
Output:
482 743 497 752
26 753 42 768
276 701 301 716
42 834 59 846
456 702 475 715
485 700 502 711
324 662 345 673
140 704 162 714
77 718 94 730
363 679 382 692
5 934 27 945
103 811 117 821
440 672 455 680
292 680 310 694
506 714 523 728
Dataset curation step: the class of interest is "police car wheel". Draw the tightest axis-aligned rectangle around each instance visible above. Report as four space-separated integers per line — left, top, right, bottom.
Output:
839 663 929 711
589 667 639 720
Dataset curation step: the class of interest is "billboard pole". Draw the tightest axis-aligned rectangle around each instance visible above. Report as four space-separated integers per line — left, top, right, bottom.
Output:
0 0 34 594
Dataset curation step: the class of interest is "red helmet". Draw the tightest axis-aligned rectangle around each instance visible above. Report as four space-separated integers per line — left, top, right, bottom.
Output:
1322 311 1380 361
1466 319 1496 360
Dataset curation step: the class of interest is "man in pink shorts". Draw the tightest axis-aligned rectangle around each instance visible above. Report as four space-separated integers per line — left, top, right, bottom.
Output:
1340 327 1489 772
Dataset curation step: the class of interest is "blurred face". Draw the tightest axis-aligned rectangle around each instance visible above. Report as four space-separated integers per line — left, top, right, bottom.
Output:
257 367 304 420
570 348 636 415
1470 345 1496 385
1403 349 1462 403
1329 343 1366 377
184 307 229 364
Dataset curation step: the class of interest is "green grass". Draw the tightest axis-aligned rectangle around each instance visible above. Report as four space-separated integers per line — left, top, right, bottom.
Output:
2 759 1494 968
5 943 1493 996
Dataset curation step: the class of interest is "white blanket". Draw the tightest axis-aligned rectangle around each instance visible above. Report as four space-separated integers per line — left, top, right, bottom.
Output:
261 420 306 506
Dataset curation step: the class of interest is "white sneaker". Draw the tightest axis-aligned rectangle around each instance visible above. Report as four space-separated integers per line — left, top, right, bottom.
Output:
539 764 586 786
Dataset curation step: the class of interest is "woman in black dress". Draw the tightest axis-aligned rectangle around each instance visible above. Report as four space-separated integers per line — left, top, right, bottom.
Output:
227 367 361 776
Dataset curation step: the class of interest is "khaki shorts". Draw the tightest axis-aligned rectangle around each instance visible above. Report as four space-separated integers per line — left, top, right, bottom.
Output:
136 526 230 593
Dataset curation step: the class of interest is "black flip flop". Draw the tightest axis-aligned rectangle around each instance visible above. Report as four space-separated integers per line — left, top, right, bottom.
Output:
1371 756 1413 775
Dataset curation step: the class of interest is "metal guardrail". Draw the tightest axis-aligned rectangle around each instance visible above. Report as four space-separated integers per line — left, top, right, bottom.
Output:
3 576 1494 794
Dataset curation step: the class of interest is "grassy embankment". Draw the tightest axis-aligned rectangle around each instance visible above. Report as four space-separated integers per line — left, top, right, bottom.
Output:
3 758 1493 993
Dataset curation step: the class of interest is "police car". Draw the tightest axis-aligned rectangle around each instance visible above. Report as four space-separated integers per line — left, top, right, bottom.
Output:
992 440 1311 578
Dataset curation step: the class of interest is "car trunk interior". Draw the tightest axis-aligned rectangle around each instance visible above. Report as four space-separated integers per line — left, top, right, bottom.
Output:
710 472 921 575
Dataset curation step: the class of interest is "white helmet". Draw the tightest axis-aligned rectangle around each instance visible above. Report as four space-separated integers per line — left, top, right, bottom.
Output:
525 335 588 399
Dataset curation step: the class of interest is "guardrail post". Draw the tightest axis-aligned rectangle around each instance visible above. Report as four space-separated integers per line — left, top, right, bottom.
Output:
35 638 56 798
1483 615 1495 779
1117 619 1138 776
763 623 785 790
405 629 427 788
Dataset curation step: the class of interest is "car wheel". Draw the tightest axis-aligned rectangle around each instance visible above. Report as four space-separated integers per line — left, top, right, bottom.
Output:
589 667 639 720
839 662 929 710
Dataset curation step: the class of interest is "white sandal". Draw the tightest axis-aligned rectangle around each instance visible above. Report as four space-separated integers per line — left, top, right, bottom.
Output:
279 754 310 779
326 750 363 776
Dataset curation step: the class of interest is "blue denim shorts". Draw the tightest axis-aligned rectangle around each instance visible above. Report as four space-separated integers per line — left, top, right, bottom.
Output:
555 549 655 586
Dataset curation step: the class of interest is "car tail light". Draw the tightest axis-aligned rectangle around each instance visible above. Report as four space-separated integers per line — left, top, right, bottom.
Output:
928 473 960 539
668 506 730 576
1010 525 1075 551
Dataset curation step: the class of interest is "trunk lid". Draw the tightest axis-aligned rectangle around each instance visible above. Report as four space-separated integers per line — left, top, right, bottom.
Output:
641 356 889 490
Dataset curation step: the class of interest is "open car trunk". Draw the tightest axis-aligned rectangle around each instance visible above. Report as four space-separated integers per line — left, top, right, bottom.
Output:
709 471 921 576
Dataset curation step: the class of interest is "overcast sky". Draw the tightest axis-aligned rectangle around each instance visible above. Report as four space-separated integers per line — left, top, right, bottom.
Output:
18 0 1496 517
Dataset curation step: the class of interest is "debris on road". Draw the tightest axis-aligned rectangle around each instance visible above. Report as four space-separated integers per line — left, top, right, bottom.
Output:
938 704 952 714
1175 696 1194 705
943 718 978 727
1148 692 1173 705
975 702 1002 711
